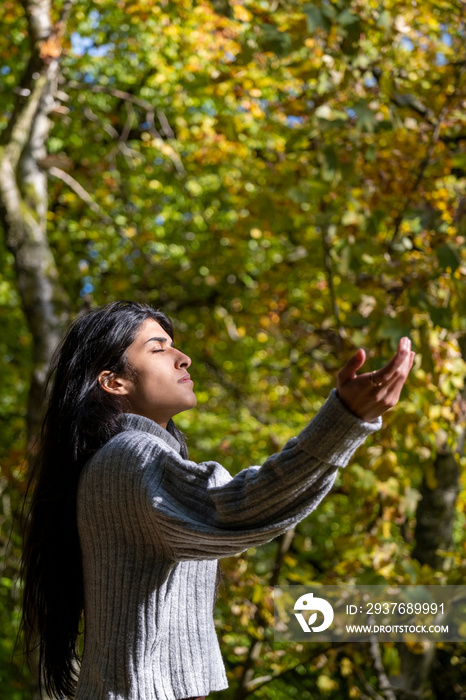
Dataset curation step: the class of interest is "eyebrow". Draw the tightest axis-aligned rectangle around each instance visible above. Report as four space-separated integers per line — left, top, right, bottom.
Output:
144 336 175 347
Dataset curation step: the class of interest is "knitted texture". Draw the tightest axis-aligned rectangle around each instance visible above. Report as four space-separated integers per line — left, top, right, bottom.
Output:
76 390 381 699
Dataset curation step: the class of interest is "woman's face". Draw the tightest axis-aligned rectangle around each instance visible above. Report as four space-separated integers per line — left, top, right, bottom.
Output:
100 318 197 427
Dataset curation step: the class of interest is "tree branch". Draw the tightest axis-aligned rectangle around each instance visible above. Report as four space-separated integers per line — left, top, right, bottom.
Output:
233 527 296 699
46 166 161 273
2 0 77 158
243 644 348 695
321 224 346 349
48 166 106 216
390 63 466 245
354 663 386 700
66 81 186 174
1 73 49 164
81 106 143 164
368 637 397 700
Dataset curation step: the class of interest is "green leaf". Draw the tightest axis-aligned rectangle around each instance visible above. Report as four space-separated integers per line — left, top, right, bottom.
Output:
378 316 412 351
302 4 331 32
353 100 376 132
437 243 460 272
340 17 362 55
321 146 339 182
337 10 361 28
451 152 466 170
259 25 292 56
429 304 453 329
376 10 391 29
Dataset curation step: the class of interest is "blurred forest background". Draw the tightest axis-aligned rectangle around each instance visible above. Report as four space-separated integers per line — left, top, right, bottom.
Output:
0 0 465 698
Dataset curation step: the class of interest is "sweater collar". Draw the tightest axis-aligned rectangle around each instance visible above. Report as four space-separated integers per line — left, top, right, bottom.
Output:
120 413 182 454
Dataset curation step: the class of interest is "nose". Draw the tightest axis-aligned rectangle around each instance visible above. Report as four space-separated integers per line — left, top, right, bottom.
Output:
175 349 191 369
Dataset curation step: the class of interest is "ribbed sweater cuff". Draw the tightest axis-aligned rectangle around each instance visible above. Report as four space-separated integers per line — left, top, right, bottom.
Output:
296 389 381 467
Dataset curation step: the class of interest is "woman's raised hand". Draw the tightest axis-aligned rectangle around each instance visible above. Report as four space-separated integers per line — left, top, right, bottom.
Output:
336 337 415 423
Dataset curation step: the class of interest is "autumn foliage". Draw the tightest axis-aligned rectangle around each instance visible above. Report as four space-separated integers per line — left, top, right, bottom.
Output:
0 0 465 697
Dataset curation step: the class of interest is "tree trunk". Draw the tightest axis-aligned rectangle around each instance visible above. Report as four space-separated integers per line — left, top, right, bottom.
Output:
412 449 460 569
0 1 73 443
397 338 465 699
0 2 76 696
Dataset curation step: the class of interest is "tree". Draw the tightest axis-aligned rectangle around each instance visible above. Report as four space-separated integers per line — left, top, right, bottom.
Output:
0 0 465 697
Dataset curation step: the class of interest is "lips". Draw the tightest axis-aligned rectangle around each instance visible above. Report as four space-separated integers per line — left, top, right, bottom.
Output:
178 374 193 383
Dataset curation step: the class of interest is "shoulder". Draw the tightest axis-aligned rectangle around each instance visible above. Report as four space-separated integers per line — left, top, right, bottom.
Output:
104 427 177 460
78 429 174 511
82 428 174 484
81 426 233 495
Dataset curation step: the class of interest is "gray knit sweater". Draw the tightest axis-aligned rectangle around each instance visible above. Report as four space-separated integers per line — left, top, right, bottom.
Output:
75 390 381 700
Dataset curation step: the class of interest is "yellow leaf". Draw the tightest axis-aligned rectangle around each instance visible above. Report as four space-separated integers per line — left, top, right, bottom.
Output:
317 675 339 691
233 5 251 22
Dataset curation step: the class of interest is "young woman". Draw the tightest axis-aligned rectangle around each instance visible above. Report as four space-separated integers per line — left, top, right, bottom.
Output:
21 300 414 700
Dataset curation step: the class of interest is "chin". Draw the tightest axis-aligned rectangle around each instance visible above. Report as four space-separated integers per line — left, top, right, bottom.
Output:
174 397 197 417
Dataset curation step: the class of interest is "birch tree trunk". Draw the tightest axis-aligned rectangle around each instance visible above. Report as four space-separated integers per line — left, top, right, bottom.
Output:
0 0 75 445
0 2 76 696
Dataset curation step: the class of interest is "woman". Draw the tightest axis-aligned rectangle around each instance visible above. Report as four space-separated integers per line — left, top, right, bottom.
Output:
21 300 414 700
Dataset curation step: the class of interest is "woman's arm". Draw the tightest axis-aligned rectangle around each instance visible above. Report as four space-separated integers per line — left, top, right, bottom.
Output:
136 392 380 560
83 338 414 561
146 337 414 560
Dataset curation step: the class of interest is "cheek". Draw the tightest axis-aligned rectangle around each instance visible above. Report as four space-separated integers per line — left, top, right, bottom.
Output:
137 367 171 399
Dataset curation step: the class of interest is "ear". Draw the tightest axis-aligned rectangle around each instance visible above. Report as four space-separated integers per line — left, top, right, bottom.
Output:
98 370 131 396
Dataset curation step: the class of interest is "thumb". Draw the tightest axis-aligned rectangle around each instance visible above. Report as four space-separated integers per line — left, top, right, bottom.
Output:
338 348 366 385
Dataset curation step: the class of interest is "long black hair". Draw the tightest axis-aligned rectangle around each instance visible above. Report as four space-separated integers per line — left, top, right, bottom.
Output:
20 301 188 698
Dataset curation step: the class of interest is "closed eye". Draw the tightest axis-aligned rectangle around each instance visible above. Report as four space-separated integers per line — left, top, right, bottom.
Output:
145 336 175 351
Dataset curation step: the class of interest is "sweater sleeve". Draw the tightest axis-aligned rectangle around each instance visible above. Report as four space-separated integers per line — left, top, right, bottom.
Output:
129 390 381 561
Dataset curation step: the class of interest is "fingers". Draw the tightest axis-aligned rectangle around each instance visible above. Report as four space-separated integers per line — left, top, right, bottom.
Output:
337 348 366 386
369 337 412 386
367 346 415 409
336 340 415 422
388 348 415 392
